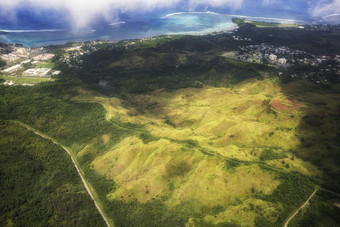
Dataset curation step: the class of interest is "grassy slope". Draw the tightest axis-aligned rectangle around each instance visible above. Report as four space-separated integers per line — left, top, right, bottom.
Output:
73 78 325 225
1 75 336 226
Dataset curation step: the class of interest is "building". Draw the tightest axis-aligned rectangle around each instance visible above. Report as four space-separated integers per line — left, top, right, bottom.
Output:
33 54 55 61
65 46 82 52
0 47 6 54
52 71 61 76
269 54 277 61
278 58 287 65
3 64 21 73
4 81 15 86
0 54 20 63
23 68 51 77
15 48 27 55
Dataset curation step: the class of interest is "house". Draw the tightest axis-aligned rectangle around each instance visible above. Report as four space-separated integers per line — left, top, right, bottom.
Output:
278 58 287 65
23 68 51 77
33 54 55 61
15 48 27 55
0 47 6 54
52 71 61 76
269 54 277 61
3 64 21 73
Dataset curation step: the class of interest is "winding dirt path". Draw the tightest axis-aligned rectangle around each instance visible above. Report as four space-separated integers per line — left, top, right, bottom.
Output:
284 188 340 227
283 189 319 227
14 121 112 227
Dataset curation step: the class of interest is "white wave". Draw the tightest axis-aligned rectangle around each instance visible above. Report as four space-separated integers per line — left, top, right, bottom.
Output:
206 11 219 15
161 11 220 19
161 11 302 24
322 13 340 19
161 12 186 18
0 29 65 33
165 22 238 36
109 21 126 26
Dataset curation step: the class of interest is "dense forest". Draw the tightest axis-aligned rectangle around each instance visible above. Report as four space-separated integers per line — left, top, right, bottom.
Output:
0 120 105 226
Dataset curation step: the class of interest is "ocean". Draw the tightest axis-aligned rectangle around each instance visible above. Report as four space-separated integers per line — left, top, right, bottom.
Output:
0 5 322 47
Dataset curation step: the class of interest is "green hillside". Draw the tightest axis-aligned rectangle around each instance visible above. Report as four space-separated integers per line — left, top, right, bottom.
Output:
1 25 340 226
0 120 105 226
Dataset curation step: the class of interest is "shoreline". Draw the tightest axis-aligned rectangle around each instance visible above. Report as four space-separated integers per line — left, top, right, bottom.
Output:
0 12 307 48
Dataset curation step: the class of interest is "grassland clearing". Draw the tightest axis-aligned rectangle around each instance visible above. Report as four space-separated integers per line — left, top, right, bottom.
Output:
68 77 327 225
1 74 54 85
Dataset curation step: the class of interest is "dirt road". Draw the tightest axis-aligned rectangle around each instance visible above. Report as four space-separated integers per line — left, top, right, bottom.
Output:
14 121 112 227
283 189 319 227
284 188 340 227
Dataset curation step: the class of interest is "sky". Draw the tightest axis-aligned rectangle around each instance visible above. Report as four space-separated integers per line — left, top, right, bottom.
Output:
0 0 339 29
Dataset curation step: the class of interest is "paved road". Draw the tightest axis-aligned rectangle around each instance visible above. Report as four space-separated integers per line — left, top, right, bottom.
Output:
14 121 112 227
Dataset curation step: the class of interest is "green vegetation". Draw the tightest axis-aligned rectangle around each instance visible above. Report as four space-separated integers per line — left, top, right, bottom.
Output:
258 172 317 221
1 72 54 85
0 120 104 226
232 18 246 25
37 60 55 68
1 26 340 226
289 191 340 226
250 21 298 28
0 59 6 68
260 149 287 161
16 77 54 84
232 17 298 28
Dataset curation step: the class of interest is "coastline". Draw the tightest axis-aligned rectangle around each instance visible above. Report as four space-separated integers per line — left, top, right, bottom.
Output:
0 12 304 48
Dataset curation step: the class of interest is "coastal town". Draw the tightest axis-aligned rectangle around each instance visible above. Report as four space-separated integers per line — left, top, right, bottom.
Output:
0 43 60 86
220 42 340 84
1 22 340 86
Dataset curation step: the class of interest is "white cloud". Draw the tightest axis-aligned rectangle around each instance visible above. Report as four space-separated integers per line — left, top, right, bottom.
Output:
310 0 340 17
262 0 277 6
0 0 245 29
188 0 243 8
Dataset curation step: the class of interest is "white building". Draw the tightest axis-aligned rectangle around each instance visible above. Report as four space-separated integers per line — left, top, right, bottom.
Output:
33 54 54 61
0 53 20 63
15 48 27 55
3 64 21 73
278 58 287 65
23 68 51 77
269 54 277 61
4 81 15 86
52 71 61 76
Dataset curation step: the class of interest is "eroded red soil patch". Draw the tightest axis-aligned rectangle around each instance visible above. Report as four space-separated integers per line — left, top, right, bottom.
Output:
270 100 299 111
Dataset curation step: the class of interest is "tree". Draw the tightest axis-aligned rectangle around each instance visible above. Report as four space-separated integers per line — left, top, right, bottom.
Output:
0 59 6 68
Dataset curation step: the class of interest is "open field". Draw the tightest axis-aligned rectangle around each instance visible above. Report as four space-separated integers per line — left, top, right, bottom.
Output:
248 21 298 28
1 74 54 85
69 77 332 225
232 18 299 28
